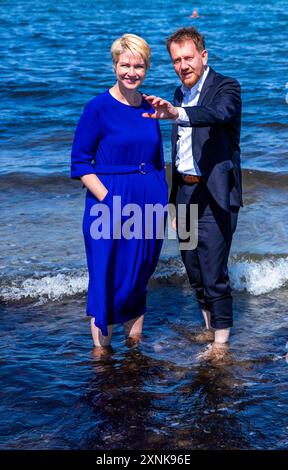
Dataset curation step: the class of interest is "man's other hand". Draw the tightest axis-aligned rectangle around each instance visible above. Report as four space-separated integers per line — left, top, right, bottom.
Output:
171 217 177 231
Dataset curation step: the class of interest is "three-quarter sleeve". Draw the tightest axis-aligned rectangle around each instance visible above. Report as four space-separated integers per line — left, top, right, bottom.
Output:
70 100 101 179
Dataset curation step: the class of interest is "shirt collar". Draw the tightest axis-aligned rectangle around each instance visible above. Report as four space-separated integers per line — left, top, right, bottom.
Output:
181 65 210 96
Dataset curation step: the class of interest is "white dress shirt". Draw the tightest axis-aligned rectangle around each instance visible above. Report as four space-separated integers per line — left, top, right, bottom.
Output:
175 66 210 175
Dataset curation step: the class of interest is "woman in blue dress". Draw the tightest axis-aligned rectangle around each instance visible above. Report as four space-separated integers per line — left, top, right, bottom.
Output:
71 34 168 348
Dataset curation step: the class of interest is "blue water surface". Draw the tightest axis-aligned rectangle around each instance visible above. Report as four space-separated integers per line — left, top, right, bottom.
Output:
1 0 288 175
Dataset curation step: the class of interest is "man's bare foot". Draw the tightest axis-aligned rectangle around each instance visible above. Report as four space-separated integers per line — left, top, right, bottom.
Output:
196 342 229 362
190 328 215 343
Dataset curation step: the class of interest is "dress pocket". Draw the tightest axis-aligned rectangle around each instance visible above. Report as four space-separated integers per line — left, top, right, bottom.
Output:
98 188 112 205
85 174 114 204
96 174 114 206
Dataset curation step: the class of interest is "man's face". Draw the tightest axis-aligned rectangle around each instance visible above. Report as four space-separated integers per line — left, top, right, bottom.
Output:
169 40 208 88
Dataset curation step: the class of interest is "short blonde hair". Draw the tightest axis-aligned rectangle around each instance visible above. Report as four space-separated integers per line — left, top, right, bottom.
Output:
111 33 151 69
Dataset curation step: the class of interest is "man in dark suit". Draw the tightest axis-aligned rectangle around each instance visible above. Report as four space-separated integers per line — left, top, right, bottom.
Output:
143 27 242 358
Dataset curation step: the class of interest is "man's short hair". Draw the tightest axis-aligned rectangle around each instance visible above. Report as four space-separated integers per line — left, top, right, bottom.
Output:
166 27 206 53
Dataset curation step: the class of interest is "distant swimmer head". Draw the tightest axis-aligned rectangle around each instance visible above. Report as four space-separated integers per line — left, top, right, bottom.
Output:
190 9 199 18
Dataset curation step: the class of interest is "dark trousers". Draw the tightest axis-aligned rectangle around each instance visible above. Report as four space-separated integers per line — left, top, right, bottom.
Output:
176 180 239 329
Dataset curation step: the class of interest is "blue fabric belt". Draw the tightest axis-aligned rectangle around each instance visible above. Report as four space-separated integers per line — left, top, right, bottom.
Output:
94 163 157 175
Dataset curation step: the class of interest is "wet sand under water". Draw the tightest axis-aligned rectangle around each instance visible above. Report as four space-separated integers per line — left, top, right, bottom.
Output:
0 286 287 450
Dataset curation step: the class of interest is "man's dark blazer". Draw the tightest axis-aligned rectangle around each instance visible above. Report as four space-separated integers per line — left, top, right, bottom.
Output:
169 67 242 212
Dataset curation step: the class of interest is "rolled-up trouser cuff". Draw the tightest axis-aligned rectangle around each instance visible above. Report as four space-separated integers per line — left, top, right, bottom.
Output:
197 297 207 310
196 291 211 311
206 296 233 329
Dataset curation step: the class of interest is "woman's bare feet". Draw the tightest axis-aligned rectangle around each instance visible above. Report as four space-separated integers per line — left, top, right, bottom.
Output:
125 334 142 347
123 314 144 345
92 344 113 358
90 319 113 348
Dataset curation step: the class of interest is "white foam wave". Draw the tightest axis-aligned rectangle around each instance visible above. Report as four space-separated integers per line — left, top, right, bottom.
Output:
1 256 287 304
153 258 186 280
154 255 288 295
229 256 288 295
0 272 88 304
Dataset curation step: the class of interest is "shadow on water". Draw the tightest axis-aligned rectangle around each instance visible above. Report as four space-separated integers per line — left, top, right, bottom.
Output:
0 286 287 450
77 347 262 449
75 286 288 450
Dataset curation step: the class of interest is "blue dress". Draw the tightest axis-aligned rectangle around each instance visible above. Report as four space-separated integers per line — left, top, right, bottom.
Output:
71 90 168 336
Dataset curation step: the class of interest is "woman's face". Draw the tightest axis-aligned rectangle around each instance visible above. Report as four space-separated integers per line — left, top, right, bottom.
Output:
114 50 147 90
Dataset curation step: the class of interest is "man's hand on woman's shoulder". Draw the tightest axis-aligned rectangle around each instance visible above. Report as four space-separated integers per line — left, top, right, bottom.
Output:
142 94 179 120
